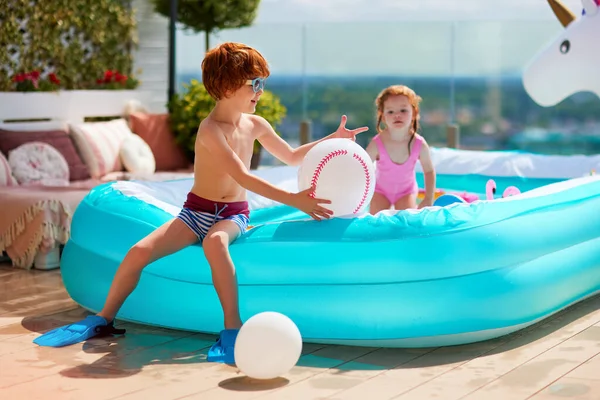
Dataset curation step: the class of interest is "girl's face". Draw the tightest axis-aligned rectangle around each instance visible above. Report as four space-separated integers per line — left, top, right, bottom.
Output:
382 95 414 132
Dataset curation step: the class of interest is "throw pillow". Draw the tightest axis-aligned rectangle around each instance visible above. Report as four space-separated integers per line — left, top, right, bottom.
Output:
128 112 190 171
69 118 134 179
120 134 156 175
8 142 70 186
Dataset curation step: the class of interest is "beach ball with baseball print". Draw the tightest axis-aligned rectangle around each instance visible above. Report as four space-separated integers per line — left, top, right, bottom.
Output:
298 138 375 217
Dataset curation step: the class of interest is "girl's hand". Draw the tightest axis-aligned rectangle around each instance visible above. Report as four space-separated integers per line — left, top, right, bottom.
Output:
418 197 433 209
333 115 369 141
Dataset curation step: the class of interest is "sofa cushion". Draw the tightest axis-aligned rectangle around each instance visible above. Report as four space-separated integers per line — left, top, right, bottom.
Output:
8 142 70 186
128 112 190 171
0 152 18 186
0 128 90 181
120 134 156 176
69 118 133 179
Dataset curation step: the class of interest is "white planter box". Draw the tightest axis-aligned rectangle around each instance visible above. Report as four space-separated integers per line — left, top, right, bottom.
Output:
0 90 152 124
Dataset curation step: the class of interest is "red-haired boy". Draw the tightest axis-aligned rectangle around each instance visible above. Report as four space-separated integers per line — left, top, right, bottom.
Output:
34 42 368 364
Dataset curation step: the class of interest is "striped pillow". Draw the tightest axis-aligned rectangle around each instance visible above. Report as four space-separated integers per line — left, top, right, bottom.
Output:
69 118 133 178
0 152 18 186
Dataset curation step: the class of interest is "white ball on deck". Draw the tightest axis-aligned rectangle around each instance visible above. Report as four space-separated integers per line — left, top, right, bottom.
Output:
298 138 375 217
234 312 303 380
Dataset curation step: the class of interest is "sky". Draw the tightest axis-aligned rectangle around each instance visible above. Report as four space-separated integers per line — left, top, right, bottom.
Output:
253 0 585 23
175 0 585 76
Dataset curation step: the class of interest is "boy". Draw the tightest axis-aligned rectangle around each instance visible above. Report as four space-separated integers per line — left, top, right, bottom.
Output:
33 42 368 364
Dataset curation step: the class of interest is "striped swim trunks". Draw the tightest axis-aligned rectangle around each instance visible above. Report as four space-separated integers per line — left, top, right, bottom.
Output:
177 192 250 242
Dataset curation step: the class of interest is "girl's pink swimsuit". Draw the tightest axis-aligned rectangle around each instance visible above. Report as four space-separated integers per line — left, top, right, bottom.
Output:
373 133 423 204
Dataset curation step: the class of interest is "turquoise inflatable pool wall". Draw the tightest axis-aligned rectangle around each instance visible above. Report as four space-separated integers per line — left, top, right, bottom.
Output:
60 175 600 347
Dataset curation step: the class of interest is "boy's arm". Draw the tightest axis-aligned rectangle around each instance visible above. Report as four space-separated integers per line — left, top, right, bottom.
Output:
418 140 436 208
199 125 332 219
256 115 368 166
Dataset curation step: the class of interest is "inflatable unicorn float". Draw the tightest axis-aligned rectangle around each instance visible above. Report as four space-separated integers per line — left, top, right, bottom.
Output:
433 0 600 206
36 0 600 351
523 0 600 107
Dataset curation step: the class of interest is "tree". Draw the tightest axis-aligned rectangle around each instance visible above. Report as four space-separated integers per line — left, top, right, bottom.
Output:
151 0 261 52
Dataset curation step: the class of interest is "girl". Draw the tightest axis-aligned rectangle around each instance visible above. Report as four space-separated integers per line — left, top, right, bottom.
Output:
365 85 436 213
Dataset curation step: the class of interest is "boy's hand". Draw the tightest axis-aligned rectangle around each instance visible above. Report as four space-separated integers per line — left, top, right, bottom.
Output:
333 115 369 141
292 186 333 221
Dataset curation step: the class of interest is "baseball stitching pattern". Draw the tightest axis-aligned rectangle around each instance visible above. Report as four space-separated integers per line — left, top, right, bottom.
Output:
309 149 371 215
352 152 371 213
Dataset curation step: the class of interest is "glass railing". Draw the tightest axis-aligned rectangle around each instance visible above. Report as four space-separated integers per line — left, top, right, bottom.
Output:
175 20 600 166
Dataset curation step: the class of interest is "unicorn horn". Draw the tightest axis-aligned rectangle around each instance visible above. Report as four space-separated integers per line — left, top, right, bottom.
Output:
547 0 576 27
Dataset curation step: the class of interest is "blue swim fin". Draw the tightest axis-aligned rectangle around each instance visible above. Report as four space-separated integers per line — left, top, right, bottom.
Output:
207 329 239 364
33 315 126 347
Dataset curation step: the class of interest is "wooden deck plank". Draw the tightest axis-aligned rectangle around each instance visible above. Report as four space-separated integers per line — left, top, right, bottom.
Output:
377 296 600 400
562 353 600 381
113 344 379 399
529 378 600 400
458 327 600 400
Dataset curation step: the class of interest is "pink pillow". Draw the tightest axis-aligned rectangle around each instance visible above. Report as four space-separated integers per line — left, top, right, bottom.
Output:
69 118 133 179
8 142 70 186
0 152 18 186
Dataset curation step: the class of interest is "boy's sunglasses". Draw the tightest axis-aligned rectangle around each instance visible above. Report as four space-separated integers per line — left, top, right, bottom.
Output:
246 77 266 93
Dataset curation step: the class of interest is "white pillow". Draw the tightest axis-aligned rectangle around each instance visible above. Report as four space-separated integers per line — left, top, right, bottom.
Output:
8 142 70 186
120 134 156 175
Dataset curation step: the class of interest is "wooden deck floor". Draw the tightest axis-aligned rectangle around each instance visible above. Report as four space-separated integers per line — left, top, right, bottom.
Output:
1 263 599 400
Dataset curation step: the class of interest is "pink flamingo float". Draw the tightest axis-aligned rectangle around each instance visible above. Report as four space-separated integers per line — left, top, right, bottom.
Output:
486 179 521 200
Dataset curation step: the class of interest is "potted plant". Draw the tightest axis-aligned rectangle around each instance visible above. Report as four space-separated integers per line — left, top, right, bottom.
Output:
0 68 144 123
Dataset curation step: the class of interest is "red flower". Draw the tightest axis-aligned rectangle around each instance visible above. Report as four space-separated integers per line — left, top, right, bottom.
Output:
104 70 114 83
115 72 128 84
96 69 134 88
48 73 60 85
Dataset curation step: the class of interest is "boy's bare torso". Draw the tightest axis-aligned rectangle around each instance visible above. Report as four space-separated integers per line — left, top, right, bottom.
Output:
190 113 259 203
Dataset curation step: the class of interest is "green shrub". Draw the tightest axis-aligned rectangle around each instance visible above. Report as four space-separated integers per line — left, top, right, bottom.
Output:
0 0 138 91
168 79 287 163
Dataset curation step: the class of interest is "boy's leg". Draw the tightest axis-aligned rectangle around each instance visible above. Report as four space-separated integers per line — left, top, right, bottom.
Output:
202 219 247 365
98 218 200 321
202 219 245 330
33 218 199 347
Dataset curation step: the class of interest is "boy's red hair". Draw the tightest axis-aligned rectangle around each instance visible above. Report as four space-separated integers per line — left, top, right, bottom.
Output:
201 42 271 100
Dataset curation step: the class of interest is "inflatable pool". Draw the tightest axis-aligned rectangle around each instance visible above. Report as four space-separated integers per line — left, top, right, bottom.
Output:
417 146 600 195
60 148 600 348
